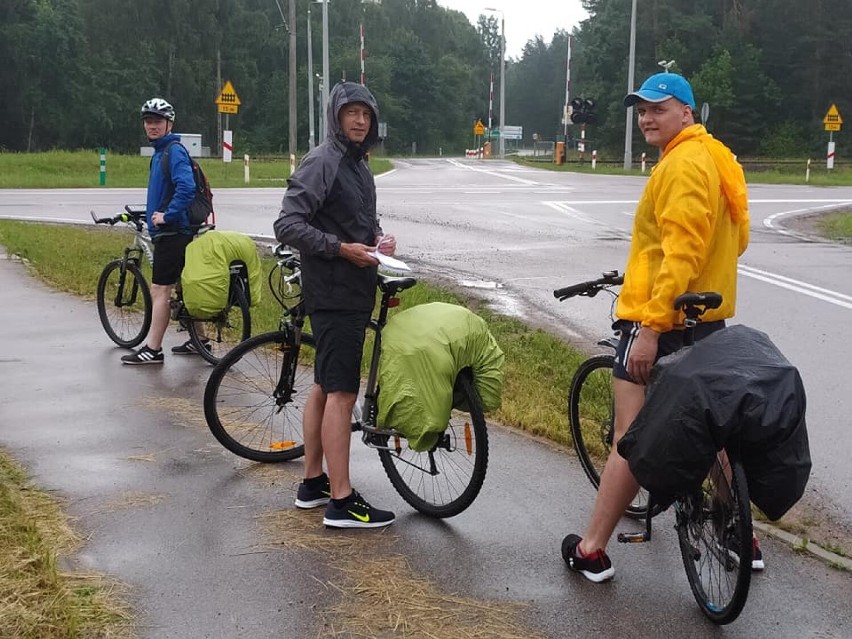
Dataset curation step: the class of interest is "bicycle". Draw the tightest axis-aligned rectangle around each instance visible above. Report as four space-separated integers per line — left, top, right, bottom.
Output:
554 270 654 519
91 205 251 364
203 244 489 518
555 274 752 625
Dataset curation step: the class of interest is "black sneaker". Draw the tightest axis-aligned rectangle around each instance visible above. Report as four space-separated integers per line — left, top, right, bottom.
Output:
121 346 164 365
295 473 331 509
171 339 210 355
323 491 395 529
561 534 615 583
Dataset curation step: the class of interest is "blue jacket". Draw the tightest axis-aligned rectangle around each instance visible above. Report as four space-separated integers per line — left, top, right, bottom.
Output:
146 133 195 237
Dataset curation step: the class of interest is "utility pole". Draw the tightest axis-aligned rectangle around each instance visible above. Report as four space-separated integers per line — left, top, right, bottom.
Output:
274 0 298 156
289 0 297 156
623 0 637 170
307 6 315 149
321 0 330 141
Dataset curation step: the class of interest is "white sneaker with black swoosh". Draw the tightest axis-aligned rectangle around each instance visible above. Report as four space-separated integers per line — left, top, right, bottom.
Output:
323 490 395 529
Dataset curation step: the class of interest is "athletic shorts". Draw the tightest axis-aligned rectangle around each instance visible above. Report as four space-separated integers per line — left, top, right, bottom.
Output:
310 310 371 394
612 319 726 383
151 233 193 286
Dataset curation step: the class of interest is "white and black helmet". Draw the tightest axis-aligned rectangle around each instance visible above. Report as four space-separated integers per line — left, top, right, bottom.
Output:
140 98 175 121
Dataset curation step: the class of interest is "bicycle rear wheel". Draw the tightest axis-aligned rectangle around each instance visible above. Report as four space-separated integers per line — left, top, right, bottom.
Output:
569 354 653 518
378 368 489 518
203 330 313 462
96 259 152 348
189 275 251 364
676 453 752 625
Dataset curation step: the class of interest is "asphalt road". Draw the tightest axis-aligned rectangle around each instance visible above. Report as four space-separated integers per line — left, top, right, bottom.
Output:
1 160 852 637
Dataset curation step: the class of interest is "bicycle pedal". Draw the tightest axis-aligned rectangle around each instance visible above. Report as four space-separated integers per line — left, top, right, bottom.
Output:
617 531 649 544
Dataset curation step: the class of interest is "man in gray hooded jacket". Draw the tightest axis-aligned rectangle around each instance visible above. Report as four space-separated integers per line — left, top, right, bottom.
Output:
274 81 397 529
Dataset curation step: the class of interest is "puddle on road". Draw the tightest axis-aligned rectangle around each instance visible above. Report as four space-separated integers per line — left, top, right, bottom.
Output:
457 279 530 322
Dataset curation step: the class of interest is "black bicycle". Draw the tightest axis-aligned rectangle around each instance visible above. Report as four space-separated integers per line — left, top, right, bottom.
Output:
554 271 655 518
203 244 489 518
555 275 752 624
92 205 251 364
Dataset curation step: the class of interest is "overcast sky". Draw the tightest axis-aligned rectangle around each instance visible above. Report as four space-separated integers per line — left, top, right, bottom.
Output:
436 0 589 58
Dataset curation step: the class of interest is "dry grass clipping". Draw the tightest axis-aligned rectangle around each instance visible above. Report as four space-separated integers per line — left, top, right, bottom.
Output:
260 510 540 639
0 451 132 638
140 396 208 431
89 492 166 515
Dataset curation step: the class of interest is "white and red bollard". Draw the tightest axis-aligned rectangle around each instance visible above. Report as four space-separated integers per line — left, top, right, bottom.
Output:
641 152 647 173
591 150 597 169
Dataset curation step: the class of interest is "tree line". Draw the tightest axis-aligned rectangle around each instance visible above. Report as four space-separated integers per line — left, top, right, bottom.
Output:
2 0 849 159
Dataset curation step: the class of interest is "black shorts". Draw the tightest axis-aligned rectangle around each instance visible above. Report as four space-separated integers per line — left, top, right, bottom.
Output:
310 310 371 394
151 233 193 286
612 319 726 383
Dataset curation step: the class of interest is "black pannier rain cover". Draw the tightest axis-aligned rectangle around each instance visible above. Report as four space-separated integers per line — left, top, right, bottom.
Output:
617 324 810 520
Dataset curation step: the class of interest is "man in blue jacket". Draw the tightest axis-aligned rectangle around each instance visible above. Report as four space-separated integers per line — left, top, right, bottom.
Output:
274 82 397 528
122 98 199 364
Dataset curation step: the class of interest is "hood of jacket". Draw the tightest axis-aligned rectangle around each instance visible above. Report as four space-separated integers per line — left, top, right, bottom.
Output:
662 124 749 226
326 81 380 153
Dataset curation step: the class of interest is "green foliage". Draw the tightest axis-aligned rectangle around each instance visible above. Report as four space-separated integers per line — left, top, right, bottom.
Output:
5 0 852 159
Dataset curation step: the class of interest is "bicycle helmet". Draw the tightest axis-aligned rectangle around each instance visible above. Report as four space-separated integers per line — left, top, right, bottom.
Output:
140 98 176 121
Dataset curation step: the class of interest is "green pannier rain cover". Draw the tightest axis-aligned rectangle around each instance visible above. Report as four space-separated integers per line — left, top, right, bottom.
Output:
377 302 504 452
181 230 262 319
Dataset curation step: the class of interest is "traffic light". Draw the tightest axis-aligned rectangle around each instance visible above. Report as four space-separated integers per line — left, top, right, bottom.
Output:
570 97 597 125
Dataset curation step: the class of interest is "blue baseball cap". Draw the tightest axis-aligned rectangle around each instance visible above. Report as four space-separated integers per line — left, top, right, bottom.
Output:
624 72 696 109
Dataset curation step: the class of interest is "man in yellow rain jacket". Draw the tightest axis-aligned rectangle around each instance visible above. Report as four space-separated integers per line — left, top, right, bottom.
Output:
563 72 759 582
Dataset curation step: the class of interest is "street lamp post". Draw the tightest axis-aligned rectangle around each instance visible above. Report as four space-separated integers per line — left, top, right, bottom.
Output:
485 7 505 158
623 0 637 170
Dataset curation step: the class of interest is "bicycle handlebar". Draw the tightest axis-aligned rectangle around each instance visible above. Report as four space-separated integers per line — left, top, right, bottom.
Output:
90 205 147 232
554 270 623 301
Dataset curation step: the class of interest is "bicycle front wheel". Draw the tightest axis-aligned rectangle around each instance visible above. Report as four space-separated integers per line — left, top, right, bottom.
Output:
569 354 653 519
203 331 313 462
378 369 489 518
676 454 752 625
96 259 152 348
189 276 251 364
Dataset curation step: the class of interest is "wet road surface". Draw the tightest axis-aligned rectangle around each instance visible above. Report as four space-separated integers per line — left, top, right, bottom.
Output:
2 243 851 637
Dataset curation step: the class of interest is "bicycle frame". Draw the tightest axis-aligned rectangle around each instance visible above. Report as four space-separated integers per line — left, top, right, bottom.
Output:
266 248 416 452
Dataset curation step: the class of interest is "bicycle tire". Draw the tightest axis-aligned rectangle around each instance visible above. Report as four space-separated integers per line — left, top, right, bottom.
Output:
96 259 152 348
569 354 655 519
676 455 752 625
378 368 489 518
189 275 251 365
204 330 313 462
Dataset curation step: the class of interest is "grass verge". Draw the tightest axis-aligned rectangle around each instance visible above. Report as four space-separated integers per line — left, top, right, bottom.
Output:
513 156 852 186
818 210 852 242
0 150 392 189
0 219 581 444
0 450 132 638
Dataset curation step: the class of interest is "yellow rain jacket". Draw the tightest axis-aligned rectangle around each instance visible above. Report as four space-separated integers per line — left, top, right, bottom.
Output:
617 124 749 332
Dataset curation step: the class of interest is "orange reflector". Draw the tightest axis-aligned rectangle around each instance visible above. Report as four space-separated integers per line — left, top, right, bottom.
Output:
270 441 297 450
394 434 401 449
464 422 472 455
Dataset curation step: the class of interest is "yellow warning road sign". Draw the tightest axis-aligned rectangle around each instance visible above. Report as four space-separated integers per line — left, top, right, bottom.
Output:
473 119 486 136
823 104 842 131
216 81 241 114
